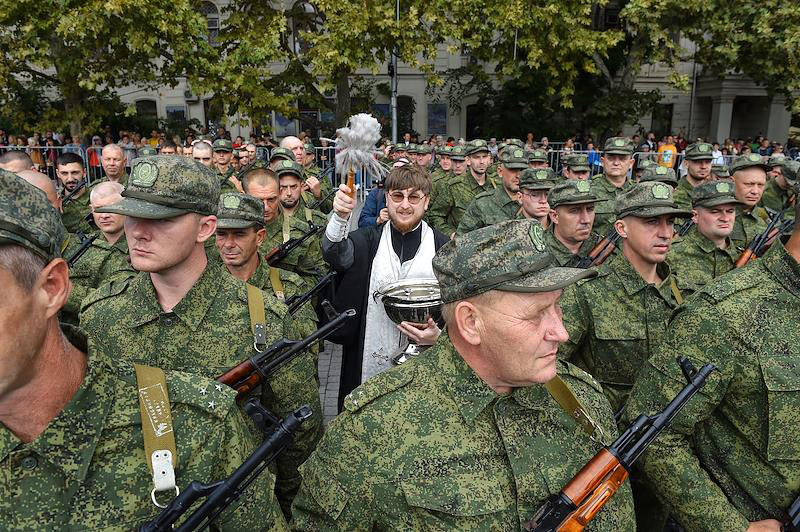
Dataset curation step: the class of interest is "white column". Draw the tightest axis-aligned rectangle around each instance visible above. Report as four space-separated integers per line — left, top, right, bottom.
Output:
709 96 734 143
766 96 792 142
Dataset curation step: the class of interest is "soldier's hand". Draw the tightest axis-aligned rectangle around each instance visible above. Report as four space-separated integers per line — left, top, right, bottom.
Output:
229 176 243 193
333 184 356 219
305 176 322 199
397 317 441 346
745 519 783 532
376 208 390 225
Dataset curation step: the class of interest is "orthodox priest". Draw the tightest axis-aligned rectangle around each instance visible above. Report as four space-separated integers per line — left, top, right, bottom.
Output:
323 164 449 410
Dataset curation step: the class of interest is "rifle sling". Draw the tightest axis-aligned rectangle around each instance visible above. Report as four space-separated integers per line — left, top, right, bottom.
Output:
282 214 291 243
669 276 683 305
268 266 285 302
545 376 601 439
134 364 178 498
246 283 268 349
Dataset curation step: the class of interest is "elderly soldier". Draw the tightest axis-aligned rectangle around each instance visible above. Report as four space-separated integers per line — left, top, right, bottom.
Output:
519 167 558 229
292 219 636 530
56 152 93 234
760 156 797 217
428 139 496 237
415 144 433 168
563 153 591 180
624 182 800 532
79 156 321 517
672 142 714 210
212 138 240 195
591 137 636 236
101 143 129 185
545 180 601 266
668 180 742 294
215 192 318 339
730 153 771 249
0 170 286 530
528 147 550 169
456 148 528 234
242 165 325 292
276 160 327 228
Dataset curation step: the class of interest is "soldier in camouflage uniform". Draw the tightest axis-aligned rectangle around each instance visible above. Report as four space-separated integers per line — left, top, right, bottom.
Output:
563 153 591 181
639 165 679 187
528 147 550 169
634 157 657 182
415 144 434 169
276 160 328 229
545 180 601 266
518 167 558 229
430 145 465 207
711 164 731 179
55 152 94 234
241 165 326 292
456 148 527 234
590 137 636 237
624 184 800 531
0 170 286 530
78 156 321 517
291 219 635 531
430 145 452 182
672 142 714 210
760 156 797 218
428 140 496 237
215 192 319 341
212 139 240 195
302 142 334 214
667 180 742 295
730 153 771 249
90 181 130 255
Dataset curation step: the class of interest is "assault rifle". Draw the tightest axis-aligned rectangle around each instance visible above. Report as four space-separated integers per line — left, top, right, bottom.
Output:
570 229 621 269
524 357 716 532
786 492 800 532
139 405 312 532
673 218 695 238
264 222 323 266
307 186 337 211
61 180 87 206
735 208 788 268
285 271 336 315
217 301 355 401
66 231 97 268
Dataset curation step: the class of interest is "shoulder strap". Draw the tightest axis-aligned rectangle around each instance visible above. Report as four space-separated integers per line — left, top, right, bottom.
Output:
133 363 179 505
281 213 291 243
545 376 602 439
268 266 285 301
245 282 268 349
669 276 684 305
304 207 314 224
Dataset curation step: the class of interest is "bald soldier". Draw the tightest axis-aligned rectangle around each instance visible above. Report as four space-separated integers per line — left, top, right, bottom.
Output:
100 143 128 186
0 150 35 173
281 136 333 214
0 169 286 530
291 219 635 530
192 141 214 168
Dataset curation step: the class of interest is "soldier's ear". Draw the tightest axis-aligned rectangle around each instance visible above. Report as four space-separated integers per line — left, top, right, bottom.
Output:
615 219 628 239
453 301 483 346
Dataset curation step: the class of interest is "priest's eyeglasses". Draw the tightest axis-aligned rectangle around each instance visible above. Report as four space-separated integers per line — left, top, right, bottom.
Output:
388 191 426 205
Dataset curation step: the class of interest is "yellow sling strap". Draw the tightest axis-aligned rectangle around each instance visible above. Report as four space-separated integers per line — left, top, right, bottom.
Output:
304 207 314 225
60 233 71 255
669 276 684 305
134 363 179 506
268 266 285 301
281 214 292 243
545 376 603 440
246 283 268 350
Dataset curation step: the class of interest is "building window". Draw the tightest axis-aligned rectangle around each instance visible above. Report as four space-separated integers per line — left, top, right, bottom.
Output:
398 95 415 136
135 99 158 119
166 105 186 122
427 103 447 135
199 1 220 46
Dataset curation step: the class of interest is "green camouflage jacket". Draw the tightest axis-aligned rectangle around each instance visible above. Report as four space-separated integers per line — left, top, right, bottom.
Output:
0 326 286 531
217 166 238 196
558 255 683 411
671 176 694 211
262 212 326 293
291 331 635 531
589 175 634 237
427 172 496 236
456 185 520 235
429 170 453 206
78 262 322 516
667 228 738 295
544 226 601 267
304 164 333 214
61 189 94 235
759 178 795 217
730 205 769 250
624 240 800 531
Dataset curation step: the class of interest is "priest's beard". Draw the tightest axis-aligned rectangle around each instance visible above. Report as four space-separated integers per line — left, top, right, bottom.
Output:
391 215 420 234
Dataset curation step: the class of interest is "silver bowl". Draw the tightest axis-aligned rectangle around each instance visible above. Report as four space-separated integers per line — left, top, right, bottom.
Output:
373 278 442 325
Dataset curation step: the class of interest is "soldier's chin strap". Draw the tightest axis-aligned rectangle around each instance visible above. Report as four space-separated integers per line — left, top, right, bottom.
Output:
134 364 179 508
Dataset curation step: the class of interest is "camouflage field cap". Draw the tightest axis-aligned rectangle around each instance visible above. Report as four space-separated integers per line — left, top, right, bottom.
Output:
416 144 433 155
636 158 657 171
548 180 598 208
767 155 788 168
782 159 800 185
137 146 157 157
528 148 548 163
639 165 679 186
499 138 525 154
216 192 265 229
0 169 64 261
274 160 304 180
603 137 635 156
406 143 420 154
391 144 407 154
711 164 731 179
690 179 744 208
449 146 467 161
433 219 597 304
519 167 558 190
97 156 219 219
730 153 770 173
615 181 691 219
438 146 453 157
269 147 295 162
684 142 714 161
464 139 490 156
304 143 315 154
564 153 590 172
212 138 233 152
499 147 529 169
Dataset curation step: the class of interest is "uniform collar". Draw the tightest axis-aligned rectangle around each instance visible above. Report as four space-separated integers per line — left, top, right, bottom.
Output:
595 174 631 192
763 240 800 298
676 176 693 193
0 326 114 484
265 212 285 239
124 263 222 331
686 227 734 255
607 254 673 296
495 185 518 206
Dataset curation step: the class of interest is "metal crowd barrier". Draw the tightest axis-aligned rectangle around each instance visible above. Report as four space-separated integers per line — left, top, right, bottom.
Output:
0 144 95 183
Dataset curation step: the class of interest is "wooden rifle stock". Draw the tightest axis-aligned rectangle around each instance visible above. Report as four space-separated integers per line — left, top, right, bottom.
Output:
576 230 620 268
558 449 629 531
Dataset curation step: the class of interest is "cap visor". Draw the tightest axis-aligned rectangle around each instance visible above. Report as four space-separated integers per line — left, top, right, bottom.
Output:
570 165 591 172
622 206 693 219
499 265 597 293
96 197 187 219
216 218 261 229
503 162 529 170
694 198 746 208
553 198 599 207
